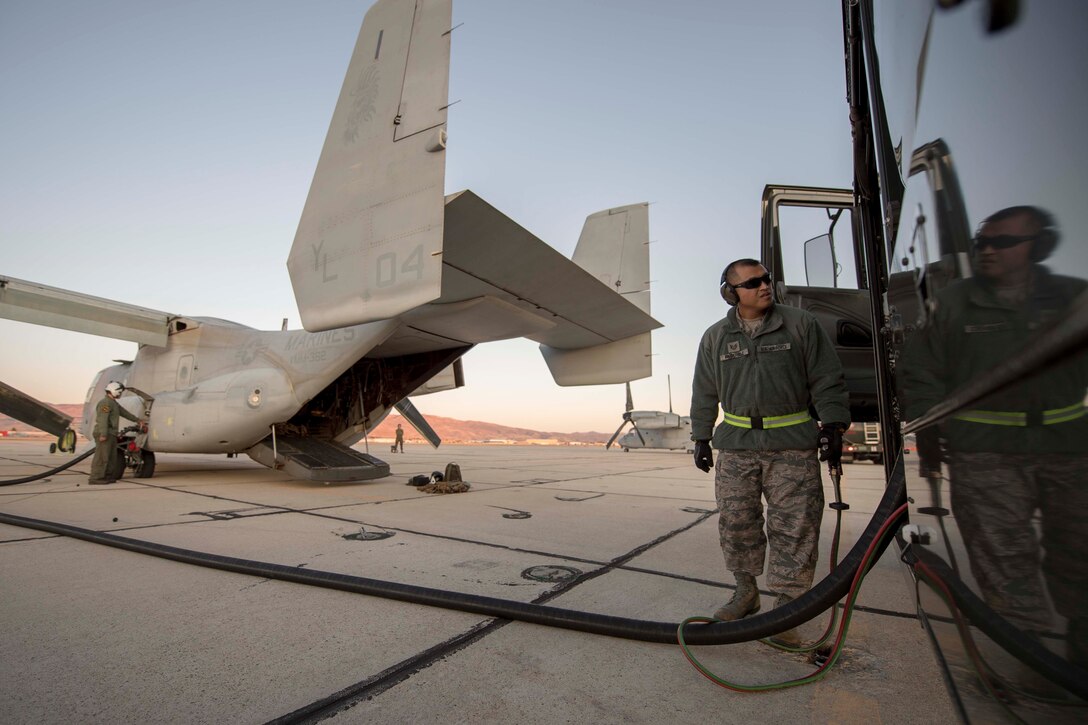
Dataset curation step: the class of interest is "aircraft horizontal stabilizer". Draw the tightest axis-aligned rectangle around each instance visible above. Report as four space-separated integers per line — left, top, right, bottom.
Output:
0 275 172 346
439 192 659 344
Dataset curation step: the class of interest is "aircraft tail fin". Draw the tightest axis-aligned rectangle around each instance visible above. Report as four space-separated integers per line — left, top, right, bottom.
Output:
572 203 651 314
540 203 653 385
287 0 452 332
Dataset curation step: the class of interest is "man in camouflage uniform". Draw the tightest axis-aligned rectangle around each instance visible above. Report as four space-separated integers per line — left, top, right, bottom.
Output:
87 381 142 485
903 206 1088 667
690 258 849 644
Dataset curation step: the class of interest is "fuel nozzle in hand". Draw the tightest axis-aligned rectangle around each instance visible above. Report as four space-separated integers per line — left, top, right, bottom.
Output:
818 423 848 511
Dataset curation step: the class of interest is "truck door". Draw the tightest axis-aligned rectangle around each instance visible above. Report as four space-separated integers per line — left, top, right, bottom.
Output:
760 185 877 421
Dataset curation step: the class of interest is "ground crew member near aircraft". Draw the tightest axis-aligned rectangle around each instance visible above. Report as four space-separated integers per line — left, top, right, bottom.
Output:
394 423 405 453
690 258 849 643
87 381 142 485
902 206 1088 668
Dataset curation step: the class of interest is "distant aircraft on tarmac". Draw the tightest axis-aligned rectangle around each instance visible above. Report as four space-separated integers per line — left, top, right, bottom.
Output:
606 378 693 452
0 0 659 483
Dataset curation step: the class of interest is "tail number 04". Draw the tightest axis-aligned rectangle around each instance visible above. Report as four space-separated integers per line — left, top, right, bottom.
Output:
375 245 425 288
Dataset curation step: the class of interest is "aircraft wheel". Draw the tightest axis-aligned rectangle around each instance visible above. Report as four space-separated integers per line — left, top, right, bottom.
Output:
134 451 156 479
623 447 629 452
49 443 57 454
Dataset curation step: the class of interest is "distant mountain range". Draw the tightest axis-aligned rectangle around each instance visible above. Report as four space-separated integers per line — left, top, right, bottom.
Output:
368 414 610 445
0 404 610 446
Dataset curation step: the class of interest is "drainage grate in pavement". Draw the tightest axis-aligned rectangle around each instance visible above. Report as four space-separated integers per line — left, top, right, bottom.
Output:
521 565 582 583
341 527 395 541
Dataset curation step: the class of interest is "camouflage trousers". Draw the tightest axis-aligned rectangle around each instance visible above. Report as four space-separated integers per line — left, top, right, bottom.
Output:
948 452 1088 631
714 448 823 598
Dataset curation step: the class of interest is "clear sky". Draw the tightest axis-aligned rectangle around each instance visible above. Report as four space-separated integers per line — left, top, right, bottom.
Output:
0 0 853 434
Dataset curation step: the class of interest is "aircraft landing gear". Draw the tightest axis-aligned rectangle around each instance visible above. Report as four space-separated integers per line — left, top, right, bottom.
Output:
112 425 155 480
133 451 155 478
49 429 77 455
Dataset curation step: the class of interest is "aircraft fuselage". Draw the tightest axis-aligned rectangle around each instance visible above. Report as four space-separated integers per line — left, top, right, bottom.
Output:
81 316 399 454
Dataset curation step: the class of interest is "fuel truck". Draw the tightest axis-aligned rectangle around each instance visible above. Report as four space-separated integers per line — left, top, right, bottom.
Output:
761 0 1088 720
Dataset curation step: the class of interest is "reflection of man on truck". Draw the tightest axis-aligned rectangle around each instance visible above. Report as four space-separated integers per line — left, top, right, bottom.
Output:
901 206 1088 668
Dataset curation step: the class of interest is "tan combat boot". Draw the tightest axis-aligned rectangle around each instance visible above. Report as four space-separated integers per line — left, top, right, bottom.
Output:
768 593 801 647
713 572 761 621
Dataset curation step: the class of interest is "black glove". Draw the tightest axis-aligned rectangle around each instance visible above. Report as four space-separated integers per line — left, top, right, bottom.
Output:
693 440 713 473
817 423 845 465
915 426 944 478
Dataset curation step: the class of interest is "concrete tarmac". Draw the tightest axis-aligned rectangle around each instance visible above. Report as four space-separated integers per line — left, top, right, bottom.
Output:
0 439 956 723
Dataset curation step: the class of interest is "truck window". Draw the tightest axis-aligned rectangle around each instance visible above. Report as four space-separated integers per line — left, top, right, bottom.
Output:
777 205 859 290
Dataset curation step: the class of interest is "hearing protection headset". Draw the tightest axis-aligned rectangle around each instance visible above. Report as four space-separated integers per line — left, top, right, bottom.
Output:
719 268 739 306
977 205 1060 262
1027 206 1059 261
719 257 764 306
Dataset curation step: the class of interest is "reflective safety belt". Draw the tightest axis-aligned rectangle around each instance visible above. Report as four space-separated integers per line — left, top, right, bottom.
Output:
722 410 811 431
952 402 1087 427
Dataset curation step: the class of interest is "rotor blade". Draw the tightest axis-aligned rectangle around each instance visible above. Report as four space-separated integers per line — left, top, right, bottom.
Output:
625 381 633 413
606 420 630 450
631 420 646 447
0 380 72 438
393 398 441 449
667 374 673 414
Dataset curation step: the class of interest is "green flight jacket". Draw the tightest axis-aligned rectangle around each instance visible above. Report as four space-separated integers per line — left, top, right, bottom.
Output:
900 266 1088 453
92 395 140 439
690 304 850 451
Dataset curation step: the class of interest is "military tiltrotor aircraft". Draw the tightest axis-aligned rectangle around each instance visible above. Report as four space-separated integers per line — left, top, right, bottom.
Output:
605 378 692 453
0 0 660 483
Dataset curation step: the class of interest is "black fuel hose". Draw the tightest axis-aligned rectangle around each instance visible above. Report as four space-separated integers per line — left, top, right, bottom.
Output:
0 447 95 487
0 470 906 644
910 545 1088 700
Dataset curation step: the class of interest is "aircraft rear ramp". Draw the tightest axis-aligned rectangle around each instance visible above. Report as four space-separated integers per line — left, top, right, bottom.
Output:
247 436 389 482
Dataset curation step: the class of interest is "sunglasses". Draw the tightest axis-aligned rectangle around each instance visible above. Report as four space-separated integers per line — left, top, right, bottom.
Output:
973 234 1033 252
731 273 773 290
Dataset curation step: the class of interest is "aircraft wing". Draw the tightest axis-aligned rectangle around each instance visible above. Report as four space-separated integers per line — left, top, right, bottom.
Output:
0 275 173 346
